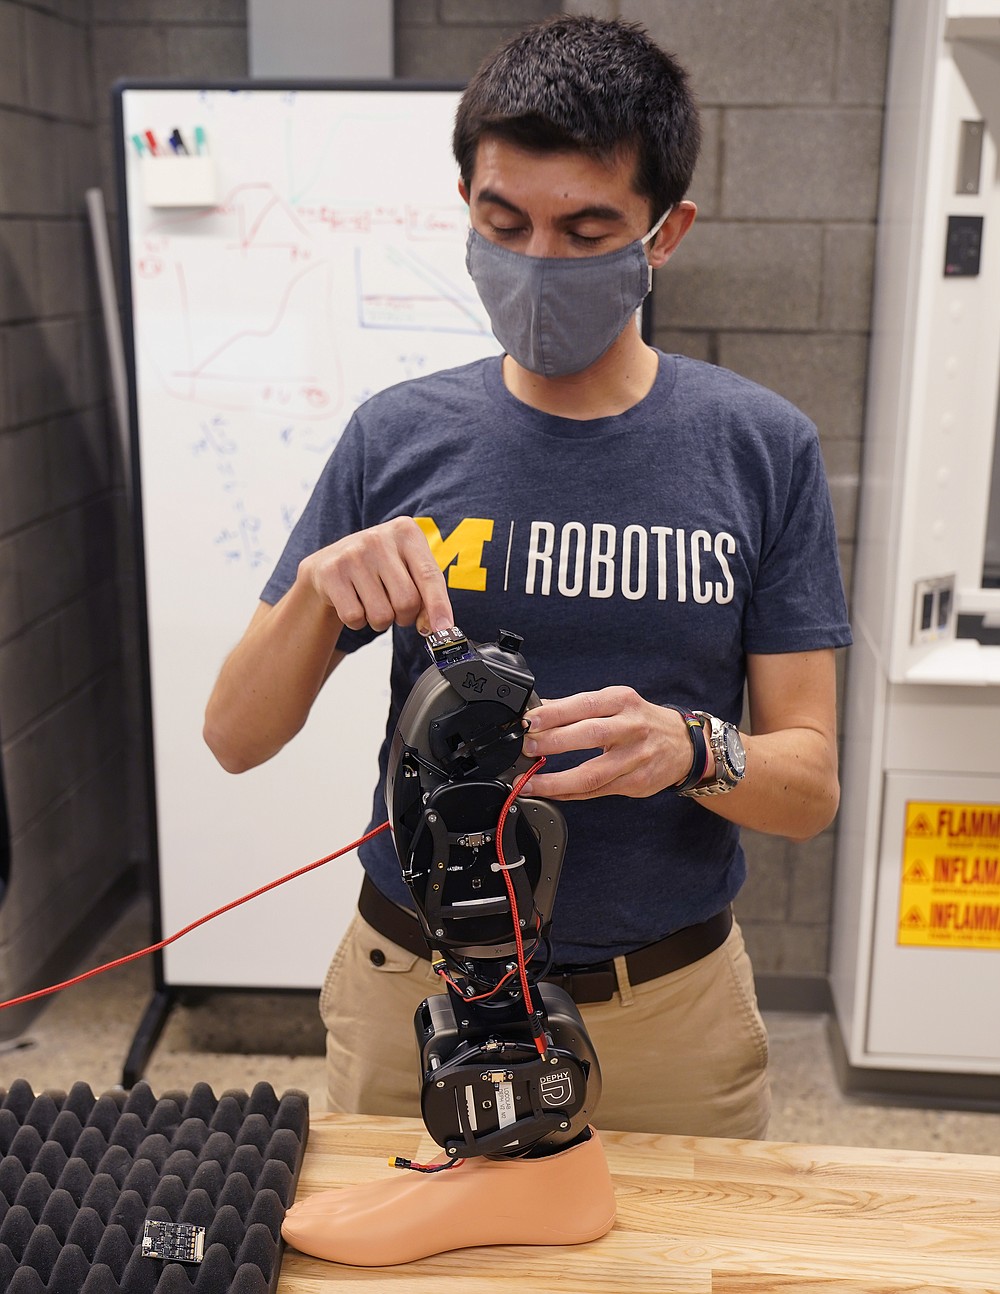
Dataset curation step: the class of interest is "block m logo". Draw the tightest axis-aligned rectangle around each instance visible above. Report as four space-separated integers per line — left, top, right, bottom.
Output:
415 517 494 592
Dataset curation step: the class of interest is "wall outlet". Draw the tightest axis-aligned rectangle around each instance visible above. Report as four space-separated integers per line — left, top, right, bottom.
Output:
911 574 956 644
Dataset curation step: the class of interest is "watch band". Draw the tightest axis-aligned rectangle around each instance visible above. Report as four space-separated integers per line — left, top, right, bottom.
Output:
664 705 708 793
681 711 746 797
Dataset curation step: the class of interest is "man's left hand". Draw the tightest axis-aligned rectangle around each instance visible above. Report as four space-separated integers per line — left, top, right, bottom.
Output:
520 687 700 800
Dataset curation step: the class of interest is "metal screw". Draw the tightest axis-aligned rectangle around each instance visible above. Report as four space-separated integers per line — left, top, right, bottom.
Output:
427 812 438 823
509 806 518 815
435 928 445 937
436 1080 445 1088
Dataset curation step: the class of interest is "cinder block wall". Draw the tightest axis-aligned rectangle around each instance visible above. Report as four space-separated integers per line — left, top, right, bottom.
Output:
0 0 886 1020
0 0 129 1033
0 0 248 1032
397 0 890 1001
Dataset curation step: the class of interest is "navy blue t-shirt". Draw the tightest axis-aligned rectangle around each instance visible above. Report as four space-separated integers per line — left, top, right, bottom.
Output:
262 352 852 962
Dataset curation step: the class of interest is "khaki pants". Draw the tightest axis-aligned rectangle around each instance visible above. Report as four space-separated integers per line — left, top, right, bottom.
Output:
319 910 771 1140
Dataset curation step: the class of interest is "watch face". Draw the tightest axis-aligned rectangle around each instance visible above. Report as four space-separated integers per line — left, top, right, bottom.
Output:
724 726 746 778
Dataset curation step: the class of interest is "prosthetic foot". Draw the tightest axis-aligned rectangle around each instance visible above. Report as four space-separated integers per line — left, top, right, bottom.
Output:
281 1127 616 1267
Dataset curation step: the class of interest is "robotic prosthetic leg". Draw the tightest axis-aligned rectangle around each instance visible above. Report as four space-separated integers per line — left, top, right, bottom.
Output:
282 630 616 1265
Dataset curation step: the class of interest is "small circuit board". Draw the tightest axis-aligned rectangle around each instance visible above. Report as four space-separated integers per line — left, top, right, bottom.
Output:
141 1219 206 1264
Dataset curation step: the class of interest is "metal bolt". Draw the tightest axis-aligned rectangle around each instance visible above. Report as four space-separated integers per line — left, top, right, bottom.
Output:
435 928 445 937
447 1146 458 1156
509 806 518 815
436 1080 445 1088
427 812 438 824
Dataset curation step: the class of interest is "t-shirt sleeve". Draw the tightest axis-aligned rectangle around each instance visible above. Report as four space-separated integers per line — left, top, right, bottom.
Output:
742 424 852 654
258 415 377 655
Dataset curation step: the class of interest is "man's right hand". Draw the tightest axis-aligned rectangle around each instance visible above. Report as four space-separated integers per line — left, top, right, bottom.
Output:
204 518 453 772
301 516 454 636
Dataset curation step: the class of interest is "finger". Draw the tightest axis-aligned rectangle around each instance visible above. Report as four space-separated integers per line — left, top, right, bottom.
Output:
398 530 454 634
525 752 627 800
524 689 625 734
523 716 619 758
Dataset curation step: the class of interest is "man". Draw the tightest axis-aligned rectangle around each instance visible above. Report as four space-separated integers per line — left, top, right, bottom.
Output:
204 15 851 1140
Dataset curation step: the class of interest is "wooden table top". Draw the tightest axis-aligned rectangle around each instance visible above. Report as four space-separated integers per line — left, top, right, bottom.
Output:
277 1113 1000 1292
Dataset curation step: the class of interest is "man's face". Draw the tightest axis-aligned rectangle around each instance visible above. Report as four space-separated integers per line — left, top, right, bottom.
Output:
462 136 657 260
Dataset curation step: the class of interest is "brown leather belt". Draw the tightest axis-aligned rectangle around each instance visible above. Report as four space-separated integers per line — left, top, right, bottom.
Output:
358 874 733 1005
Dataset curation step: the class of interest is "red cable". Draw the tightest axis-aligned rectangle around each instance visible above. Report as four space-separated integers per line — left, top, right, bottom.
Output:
0 821 391 1013
495 757 547 1055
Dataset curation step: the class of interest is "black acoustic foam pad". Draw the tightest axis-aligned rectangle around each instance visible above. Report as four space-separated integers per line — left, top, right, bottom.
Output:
0 1080 308 1293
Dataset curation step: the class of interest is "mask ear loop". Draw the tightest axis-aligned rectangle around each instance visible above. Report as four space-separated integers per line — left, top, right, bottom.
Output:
641 205 674 289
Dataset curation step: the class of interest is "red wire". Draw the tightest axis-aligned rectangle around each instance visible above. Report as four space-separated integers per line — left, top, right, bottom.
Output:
495 757 547 1055
0 821 391 1013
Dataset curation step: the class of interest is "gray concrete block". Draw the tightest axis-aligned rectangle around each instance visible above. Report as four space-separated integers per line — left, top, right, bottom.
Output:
0 614 61 737
0 221 39 324
439 0 556 23
91 25 168 100
0 112 67 216
621 0 838 105
58 579 121 695
1 714 69 833
395 0 438 27
395 23 529 79
562 0 617 15
650 329 714 363
788 832 835 924
6 319 79 424
23 8 94 123
80 496 120 587
21 0 90 19
60 122 103 215
658 222 822 331
688 106 719 219
46 407 114 512
821 223 876 331
739 919 829 975
1 797 74 940
0 3 27 110
0 534 19 640
69 748 130 878
722 107 884 221
166 24 249 78
76 315 108 406
36 220 97 319
0 423 48 535
12 508 88 626
717 332 869 442
93 0 245 19
736 833 791 921
836 0 891 105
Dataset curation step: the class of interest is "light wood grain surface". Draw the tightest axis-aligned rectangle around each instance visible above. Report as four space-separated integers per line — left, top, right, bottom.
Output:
277 1113 1000 1292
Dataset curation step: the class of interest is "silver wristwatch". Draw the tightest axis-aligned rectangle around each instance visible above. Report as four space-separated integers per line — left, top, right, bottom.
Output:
681 712 746 797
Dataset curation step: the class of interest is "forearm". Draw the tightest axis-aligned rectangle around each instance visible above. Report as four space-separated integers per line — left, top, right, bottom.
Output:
203 573 344 773
697 725 839 842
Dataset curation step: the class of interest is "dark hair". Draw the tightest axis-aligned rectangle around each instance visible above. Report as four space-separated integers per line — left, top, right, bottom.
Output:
453 15 701 214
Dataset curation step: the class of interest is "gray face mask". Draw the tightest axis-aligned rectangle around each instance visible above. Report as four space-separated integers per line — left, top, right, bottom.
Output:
465 209 671 378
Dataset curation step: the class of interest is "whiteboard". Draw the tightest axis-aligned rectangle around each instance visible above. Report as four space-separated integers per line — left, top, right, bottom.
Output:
116 84 500 988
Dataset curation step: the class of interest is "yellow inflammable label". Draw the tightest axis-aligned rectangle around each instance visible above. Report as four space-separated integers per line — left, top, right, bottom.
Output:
898 801 1000 948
